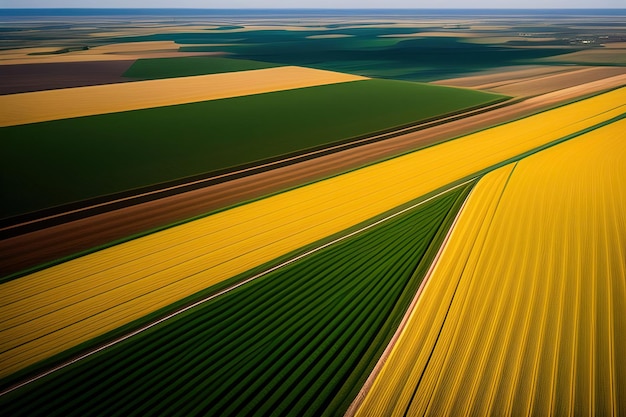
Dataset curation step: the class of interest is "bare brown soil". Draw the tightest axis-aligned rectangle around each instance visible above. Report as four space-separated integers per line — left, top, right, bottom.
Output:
0 41 222 65
0 60 136 95
482 66 626 96
1 75 624 277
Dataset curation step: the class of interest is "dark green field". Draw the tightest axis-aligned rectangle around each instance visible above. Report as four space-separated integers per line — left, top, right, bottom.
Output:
0 183 472 417
123 56 282 80
0 79 503 219
122 28 582 81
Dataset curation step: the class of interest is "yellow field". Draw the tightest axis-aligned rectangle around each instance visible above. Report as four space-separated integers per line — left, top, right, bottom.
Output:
0 66 367 127
0 41 220 65
0 87 623 378
353 118 626 416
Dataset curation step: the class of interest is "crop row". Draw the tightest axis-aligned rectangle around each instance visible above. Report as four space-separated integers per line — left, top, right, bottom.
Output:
0 184 472 416
355 118 626 416
1 87 622 379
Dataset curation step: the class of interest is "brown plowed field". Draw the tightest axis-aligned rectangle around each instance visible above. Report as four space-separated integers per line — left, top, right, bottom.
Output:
0 60 135 95
2 74 624 278
484 66 626 96
432 65 573 89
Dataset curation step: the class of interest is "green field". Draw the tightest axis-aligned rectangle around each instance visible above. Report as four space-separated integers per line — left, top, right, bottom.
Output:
0 183 472 417
0 80 504 219
123 56 282 80
118 27 581 81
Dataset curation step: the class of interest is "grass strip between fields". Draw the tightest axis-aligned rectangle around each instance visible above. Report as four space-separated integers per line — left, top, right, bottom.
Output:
355 117 626 416
0 183 473 417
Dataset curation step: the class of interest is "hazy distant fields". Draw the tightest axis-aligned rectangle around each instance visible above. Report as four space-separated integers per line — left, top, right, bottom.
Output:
0 9 625 417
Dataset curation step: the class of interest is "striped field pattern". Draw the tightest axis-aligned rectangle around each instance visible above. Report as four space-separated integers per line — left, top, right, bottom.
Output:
354 118 626 416
0 66 366 127
0 186 471 416
0 87 623 379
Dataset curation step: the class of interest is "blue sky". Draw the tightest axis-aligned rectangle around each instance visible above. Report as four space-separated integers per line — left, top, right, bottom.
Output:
0 0 624 8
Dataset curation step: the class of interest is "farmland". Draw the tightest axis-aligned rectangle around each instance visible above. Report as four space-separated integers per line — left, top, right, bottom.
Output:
1 8 625 417
0 66 367 126
0 78 502 219
0 183 472 417
0 85 622 382
353 117 626 416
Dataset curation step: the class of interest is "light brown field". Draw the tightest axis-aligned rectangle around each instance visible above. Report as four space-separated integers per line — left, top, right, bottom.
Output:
306 34 354 39
432 65 573 88
0 41 222 65
603 42 626 48
484 66 626 96
379 32 479 38
463 36 558 44
0 66 367 127
434 65 626 97
537 48 626 64
467 25 514 31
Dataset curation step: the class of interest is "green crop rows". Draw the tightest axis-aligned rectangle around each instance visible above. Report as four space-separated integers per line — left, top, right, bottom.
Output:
123 56 282 80
0 79 502 219
0 183 472 417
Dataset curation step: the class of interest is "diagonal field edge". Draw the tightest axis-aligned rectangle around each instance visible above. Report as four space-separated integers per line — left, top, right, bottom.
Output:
0 178 476 398
3 112 623 395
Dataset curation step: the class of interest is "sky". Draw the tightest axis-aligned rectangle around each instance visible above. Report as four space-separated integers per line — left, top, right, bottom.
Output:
0 0 624 8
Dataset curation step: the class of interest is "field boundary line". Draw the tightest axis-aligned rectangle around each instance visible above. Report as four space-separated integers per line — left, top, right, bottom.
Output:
0 178 475 397
343 183 474 417
0 98 511 237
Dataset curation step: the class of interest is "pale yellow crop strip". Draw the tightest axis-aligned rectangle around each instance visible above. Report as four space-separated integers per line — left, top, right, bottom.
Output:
2 90 623 306
0 177 366 318
0 88 624 378
353 165 515 417
0 66 368 127
407 165 518 417
0 172 371 309
355 118 626 416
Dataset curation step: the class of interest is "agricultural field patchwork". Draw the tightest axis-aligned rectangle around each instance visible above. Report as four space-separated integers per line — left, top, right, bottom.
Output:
0 65 367 126
354 117 626 416
0 78 503 219
1 8 625 417
0 85 623 389
0 184 471 417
